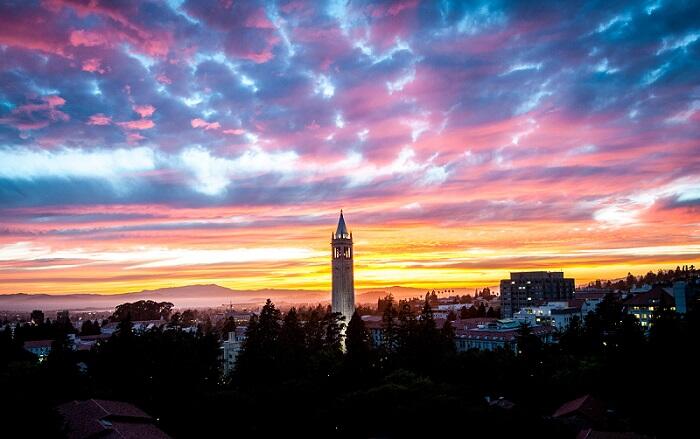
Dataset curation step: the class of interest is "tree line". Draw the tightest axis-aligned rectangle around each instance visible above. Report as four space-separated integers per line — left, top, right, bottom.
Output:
1 291 698 437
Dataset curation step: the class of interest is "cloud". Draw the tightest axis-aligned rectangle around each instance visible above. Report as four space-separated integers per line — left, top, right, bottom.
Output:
0 95 70 131
87 114 112 125
117 119 155 130
191 118 221 130
1 0 699 292
133 105 156 118
177 146 299 195
0 242 322 269
70 30 108 47
0 147 156 180
82 58 107 74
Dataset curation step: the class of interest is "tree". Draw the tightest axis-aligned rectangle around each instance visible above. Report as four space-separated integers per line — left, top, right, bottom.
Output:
446 310 457 321
380 297 399 356
234 299 281 386
111 300 173 322
30 310 44 325
322 310 345 352
516 322 541 360
181 309 197 326
80 320 100 336
220 317 236 340
345 311 372 366
278 307 306 378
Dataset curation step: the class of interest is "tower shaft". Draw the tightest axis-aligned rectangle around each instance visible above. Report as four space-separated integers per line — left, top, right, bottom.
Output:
331 211 355 325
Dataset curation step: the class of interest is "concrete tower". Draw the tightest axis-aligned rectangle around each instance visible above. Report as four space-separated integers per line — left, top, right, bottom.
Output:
331 210 355 325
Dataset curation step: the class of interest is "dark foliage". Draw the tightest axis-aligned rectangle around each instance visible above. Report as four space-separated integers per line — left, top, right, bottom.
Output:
1 285 698 438
110 300 174 322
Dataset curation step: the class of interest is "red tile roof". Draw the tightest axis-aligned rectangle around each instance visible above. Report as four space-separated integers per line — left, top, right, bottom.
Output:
23 339 53 349
623 285 675 307
553 394 605 423
56 399 170 439
577 429 651 439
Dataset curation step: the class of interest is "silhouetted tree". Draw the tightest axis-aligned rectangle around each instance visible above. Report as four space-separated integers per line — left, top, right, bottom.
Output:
111 300 173 322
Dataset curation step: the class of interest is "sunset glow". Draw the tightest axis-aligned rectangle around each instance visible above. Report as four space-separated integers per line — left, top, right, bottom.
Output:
1 0 699 295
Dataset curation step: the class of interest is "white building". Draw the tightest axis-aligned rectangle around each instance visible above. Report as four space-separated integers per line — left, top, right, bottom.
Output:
513 301 580 330
512 298 602 330
222 326 247 375
454 319 554 352
23 339 53 360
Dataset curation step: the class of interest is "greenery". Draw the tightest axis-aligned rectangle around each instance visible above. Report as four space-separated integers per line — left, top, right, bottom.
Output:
0 280 698 438
110 300 174 322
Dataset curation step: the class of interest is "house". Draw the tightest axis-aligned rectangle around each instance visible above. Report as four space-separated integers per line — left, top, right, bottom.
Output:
23 339 53 360
454 319 554 352
624 285 676 328
576 429 651 439
553 394 606 431
222 326 247 375
56 399 170 439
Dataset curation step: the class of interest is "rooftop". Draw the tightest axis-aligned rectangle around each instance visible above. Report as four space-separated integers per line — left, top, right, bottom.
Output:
624 285 675 307
56 399 170 439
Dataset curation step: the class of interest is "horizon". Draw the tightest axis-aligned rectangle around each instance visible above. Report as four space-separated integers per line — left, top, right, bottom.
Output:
1 1 699 298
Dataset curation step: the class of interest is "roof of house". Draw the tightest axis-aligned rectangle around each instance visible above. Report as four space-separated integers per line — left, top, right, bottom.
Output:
56 399 170 439
454 325 554 341
553 394 606 423
78 334 111 341
624 285 675 307
23 339 53 349
577 429 651 439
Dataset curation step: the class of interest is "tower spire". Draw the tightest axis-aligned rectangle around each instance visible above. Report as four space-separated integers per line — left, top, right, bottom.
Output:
335 210 349 238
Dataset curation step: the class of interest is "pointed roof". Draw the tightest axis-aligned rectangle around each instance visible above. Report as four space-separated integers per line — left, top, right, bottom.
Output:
335 210 349 237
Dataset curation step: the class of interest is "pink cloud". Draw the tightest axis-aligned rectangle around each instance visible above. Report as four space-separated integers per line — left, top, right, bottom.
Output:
244 8 274 29
81 58 107 74
118 119 155 130
223 128 245 135
0 95 69 131
45 96 66 107
0 8 71 57
126 132 146 142
156 74 172 84
368 0 419 18
69 29 107 47
87 113 112 126
133 105 156 118
191 118 221 130
55 4 172 58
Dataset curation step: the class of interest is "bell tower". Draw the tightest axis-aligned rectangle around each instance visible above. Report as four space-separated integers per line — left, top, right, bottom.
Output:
331 210 355 325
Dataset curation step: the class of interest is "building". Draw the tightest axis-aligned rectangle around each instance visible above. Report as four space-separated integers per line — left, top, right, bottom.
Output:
500 271 575 317
673 279 699 314
57 309 71 325
331 210 355 325
624 285 676 329
23 339 53 360
56 399 170 439
513 301 580 329
222 326 247 375
511 298 601 330
553 394 607 432
454 319 554 352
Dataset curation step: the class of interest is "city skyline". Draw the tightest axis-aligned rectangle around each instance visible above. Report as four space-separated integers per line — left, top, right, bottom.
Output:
1 0 699 296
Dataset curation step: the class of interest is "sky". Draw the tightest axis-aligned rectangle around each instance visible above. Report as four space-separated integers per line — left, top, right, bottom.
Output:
0 0 699 296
